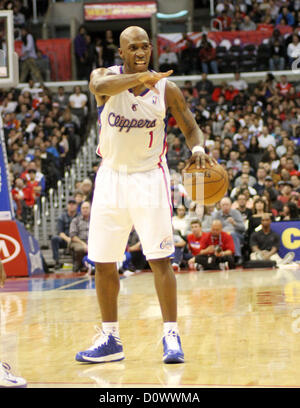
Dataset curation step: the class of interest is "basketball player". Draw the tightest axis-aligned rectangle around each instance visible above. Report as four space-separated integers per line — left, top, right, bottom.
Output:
75 26 215 364
0 260 27 388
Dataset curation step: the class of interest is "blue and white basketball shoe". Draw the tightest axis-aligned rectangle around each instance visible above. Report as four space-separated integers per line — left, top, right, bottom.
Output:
75 327 125 363
0 362 27 388
163 330 184 364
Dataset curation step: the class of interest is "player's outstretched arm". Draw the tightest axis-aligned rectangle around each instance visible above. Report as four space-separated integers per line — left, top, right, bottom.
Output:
89 68 173 97
166 81 216 169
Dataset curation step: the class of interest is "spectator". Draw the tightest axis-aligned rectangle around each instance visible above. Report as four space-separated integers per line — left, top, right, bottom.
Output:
74 25 88 80
239 15 257 31
25 168 43 205
277 75 292 97
102 29 118 67
53 86 69 110
230 173 257 200
158 45 179 74
195 73 214 100
180 36 196 75
264 175 279 202
212 197 245 265
192 219 235 271
11 176 35 225
187 219 204 258
35 49 51 81
276 6 295 26
84 34 96 74
290 174 300 193
125 227 147 271
248 197 271 236
79 178 93 202
198 42 218 74
51 197 78 269
278 181 294 204
19 26 44 84
200 205 214 232
286 157 300 177
250 213 294 265
172 205 190 237
234 161 256 187
281 202 299 220
171 228 187 273
69 85 88 117
214 10 232 30
228 72 248 91
226 150 242 177
167 137 190 171
253 167 268 196
69 200 91 272
269 40 285 71
233 192 253 224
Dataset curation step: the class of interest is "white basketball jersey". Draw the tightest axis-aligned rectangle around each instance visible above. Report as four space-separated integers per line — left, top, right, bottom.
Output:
96 65 168 173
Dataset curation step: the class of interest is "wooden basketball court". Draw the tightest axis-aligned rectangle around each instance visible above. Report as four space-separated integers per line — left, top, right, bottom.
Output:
1 266 300 388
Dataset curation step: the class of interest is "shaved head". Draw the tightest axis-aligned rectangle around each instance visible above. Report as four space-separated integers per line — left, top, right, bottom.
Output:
119 26 149 48
118 25 152 73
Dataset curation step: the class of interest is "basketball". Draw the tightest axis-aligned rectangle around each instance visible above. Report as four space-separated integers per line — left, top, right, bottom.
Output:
183 162 229 205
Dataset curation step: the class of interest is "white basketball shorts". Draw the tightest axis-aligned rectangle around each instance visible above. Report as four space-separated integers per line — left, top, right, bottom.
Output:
88 163 174 262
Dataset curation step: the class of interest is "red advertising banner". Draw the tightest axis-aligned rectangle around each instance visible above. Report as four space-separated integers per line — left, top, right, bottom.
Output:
15 38 72 81
84 1 157 21
157 25 293 55
0 220 44 277
0 221 28 277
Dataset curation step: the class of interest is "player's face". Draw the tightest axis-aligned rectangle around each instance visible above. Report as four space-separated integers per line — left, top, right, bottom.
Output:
119 34 152 74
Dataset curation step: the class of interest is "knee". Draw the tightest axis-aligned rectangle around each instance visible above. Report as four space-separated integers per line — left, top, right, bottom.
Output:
95 262 118 276
149 257 171 273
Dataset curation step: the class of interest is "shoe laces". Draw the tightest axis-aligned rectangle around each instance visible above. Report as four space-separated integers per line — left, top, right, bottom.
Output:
88 326 110 350
164 330 180 351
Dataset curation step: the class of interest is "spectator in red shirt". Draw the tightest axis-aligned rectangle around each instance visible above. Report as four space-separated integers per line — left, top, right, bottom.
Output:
213 11 232 31
187 220 204 256
199 42 219 74
191 220 235 270
278 181 294 204
277 75 292 97
26 168 42 204
225 85 239 102
286 157 300 177
11 177 35 224
212 81 227 103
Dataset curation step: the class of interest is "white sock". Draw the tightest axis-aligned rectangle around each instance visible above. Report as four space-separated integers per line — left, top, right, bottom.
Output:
163 322 179 336
102 322 120 337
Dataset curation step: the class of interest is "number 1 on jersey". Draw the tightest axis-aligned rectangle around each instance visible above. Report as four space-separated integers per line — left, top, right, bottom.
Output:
148 131 153 148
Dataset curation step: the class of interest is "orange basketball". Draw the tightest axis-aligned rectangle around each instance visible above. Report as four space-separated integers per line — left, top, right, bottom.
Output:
183 162 229 205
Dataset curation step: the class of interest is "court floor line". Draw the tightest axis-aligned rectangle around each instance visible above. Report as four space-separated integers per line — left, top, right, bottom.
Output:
54 277 91 291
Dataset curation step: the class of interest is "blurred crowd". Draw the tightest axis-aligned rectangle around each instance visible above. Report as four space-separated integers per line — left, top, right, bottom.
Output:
213 0 300 29
166 69 300 270
0 80 89 227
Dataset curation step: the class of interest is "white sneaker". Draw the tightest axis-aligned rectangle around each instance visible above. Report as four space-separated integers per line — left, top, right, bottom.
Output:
280 252 295 265
0 362 27 388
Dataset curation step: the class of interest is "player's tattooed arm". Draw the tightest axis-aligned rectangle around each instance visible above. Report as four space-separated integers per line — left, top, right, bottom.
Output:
165 80 204 150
